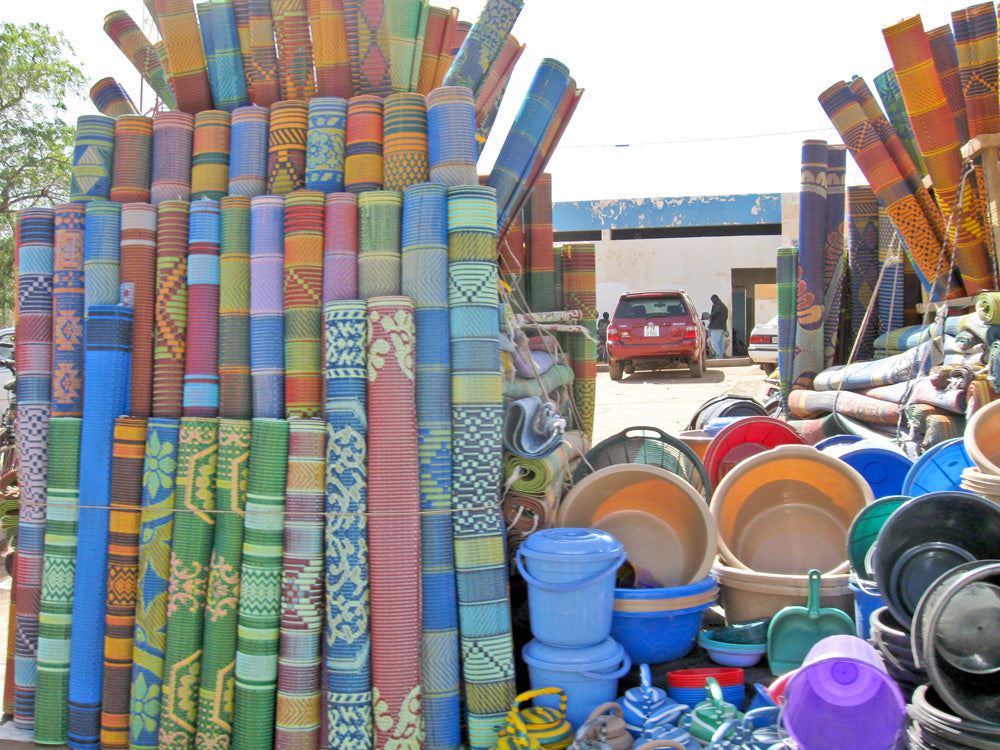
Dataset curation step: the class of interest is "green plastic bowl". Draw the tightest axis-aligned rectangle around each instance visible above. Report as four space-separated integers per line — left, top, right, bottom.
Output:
707 618 768 645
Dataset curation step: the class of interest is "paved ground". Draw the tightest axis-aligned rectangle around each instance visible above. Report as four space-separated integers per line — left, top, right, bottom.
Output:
0 360 772 744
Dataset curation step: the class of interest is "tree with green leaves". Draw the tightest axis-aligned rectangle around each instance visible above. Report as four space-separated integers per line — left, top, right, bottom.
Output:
0 22 84 321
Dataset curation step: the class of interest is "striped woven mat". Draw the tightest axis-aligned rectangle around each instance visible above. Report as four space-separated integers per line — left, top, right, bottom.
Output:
111 115 153 203
927 24 969 145
874 68 928 177
90 77 138 118
151 111 194 205
153 201 189 420
83 201 122 313
358 190 402 297
103 10 177 108
443 0 522 98
345 95 384 193
877 208 906 335
847 186 879 361
561 243 597 437
52 204 86 418
220 196 253 419
251 195 286 418
308 0 352 98
823 146 846 368
323 193 358 302
792 140 827 391
121 203 157 419
384 93 430 191
385 0 424 93
154 0 213 113
191 110 232 201
306 97 348 194
426 86 478 187
70 115 115 204
417 6 454 94
203 0 250 111
268 100 309 195
247 0 282 107
229 105 270 197
272 0 317 100
346 0 392 95
183 199 221 418
474 34 523 150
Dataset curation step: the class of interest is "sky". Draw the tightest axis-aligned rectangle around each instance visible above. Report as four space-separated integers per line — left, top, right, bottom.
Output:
10 0 959 203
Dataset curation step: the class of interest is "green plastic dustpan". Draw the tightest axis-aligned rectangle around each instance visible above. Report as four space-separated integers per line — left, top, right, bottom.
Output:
766 569 855 675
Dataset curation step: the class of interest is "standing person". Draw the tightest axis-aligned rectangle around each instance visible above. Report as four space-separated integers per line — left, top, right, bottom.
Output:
596 312 610 363
708 294 728 358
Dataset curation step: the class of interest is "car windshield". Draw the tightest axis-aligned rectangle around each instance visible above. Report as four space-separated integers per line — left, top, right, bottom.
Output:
616 296 687 319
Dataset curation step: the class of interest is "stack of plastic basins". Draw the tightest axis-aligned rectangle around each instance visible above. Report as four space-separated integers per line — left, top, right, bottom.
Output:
516 528 631 727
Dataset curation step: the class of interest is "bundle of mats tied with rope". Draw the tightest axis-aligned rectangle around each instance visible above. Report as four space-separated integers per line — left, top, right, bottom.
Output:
812 338 943 391
787 388 903 425
502 396 566 459
504 429 588 496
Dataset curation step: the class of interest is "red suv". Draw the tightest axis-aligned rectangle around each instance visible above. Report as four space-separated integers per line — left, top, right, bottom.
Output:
606 291 707 380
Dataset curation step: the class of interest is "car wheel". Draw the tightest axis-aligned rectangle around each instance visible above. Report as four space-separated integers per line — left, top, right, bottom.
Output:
760 363 777 375
609 359 624 381
689 353 704 378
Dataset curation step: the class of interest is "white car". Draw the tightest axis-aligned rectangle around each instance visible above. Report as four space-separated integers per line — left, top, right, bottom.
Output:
748 315 778 374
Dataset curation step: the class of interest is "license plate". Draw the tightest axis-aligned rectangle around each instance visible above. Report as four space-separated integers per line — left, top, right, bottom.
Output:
643 325 659 337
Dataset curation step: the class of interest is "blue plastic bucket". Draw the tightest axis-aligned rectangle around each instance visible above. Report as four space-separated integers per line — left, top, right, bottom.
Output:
522 637 632 728
517 528 626 647
610 574 717 663
849 576 884 640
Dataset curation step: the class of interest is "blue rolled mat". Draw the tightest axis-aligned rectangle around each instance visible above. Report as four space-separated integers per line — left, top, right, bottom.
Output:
401 182 459 750
83 201 122 316
306 97 348 193
792 140 827 390
442 0 523 97
229 105 270 197
67 304 132 750
204 0 250 111
878 207 906 335
426 87 479 187
250 195 285 418
70 115 116 203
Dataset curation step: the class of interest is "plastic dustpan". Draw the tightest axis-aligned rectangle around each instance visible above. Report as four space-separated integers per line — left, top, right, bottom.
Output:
766 569 854 675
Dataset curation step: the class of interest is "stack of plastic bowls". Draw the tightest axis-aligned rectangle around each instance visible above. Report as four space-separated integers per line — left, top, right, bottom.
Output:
666 667 744 706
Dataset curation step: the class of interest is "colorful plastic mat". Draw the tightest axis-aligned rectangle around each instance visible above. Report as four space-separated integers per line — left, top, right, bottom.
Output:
823 146 846 368
246 0 282 106
322 299 371 750
68 304 132 749
152 200 189 420
232 418 289 750
103 10 177 108
813 338 942 392
183 199 221 418
219 196 253 419
284 190 325 418
120 203 157 419
272 0 317 100
952 5 998 139
90 77 138 118
847 185 880 361
51 203 85 418
561 243 597 437
426 86 478 187
417 6 455 94
877 207 906 335
524 174 556 312
202 0 250 111
155 0 213 113
384 92 430 190
777 245 798 416
111 115 153 204
151 111 195 205
447 185 516 749
873 68 927 178
191 110 232 201
34 417 82 744
250 195 286 418
99 417 147 750
358 190 403 297
70 115 115 204
83 200 122 315
306 97 348 193
268 99 309 195
346 0 392 95
231 0 256 109
474 34 523 149
323 192 359 302
307 0 352 98
229 105 270 197
792 139 827 391
345 95 385 193
443 0 522 97
927 24 970 145
128 417 180 750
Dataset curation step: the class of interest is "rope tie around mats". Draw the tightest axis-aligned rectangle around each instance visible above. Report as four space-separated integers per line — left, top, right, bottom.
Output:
158 418 219 749
306 97 348 194
152 111 194 205
52 203 86 418
193 418 251 750
154 0 213 113
128 417 181 750
68 304 132 750
70 115 115 204
275 418 326 750
268 99 309 195
358 190 403 297
401 182 460 750
111 115 153 204
308 0 352 98
153 201 189 420
229 105 270 197
191 110 232 201
219 196 253 419
383 92 430 191
232 418 289 750
447 185 516 749
345 95 385 193
83 201 122 314
120 203 158 419
251 195 286 418
323 193 359 302
183 199 222 418
323 300 371 750
99 417 148 750
426 86 478 187
34 417 83 744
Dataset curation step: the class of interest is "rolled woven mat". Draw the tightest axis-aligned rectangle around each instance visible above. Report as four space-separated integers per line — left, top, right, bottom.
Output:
111 115 153 204
426 86 478 187
384 0 424 93
250 195 286 418
358 190 403 296
83 201 122 316
874 68 928 177
232 418 289 750
307 0 352 98
474 34 523 149
792 140 827 391
52 203 85 417
34 417 82 744
89 78 136 119
68 304 132 749
120 203 158 419
324 192 359 301
152 111 195 204
203 0 250 111
447 185 515 749
70 115 115 203
960 311 993 342
346 0 392 95
884 16 993 294
17 206 55 404
247 0 282 107
976 292 1000 325
524 173 556 312
103 10 177 109
229 105 270 197
502 397 564 459
383 92 430 190
152 200 189 420
345 95 384 193
487 59 571 229
154 0 213 113
504 363 574 400
502 487 558 536
561 243 597 437
823 145 846 367
864 378 966 415
269 99 309 195
232 0 255 98
306 96 348 193
443 0 522 98
191 110 232 201
284 190 325 418
182 199 221 418
952 6 998 140
99 417 147 750
417 6 454 93
813 338 942 392
446 21 471 70
322 299 371 749
275 418 326 750
4 583 16 717
128 417 180 750
158 418 219 749
786 389 903 425
401 182 459 750
847 186 879 361
873 319 961 352
505 430 586 495
193 418 251 750
220 196 253 419
366 296 423 750
927 24 970 145
877 208 906 335
271 0 317 100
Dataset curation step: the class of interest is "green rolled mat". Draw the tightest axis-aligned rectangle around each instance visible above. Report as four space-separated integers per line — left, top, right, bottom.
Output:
232 418 289 750
504 430 587 495
503 364 574 400
977 292 1000 325
194 418 251 750
219 196 252 419
386 0 426 93
358 190 403 297
158 417 219 749
34 417 83 745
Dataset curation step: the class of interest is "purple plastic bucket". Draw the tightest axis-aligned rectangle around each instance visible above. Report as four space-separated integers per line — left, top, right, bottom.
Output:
783 635 905 750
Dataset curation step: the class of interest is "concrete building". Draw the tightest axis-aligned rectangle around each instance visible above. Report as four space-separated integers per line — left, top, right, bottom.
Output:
554 192 801 355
